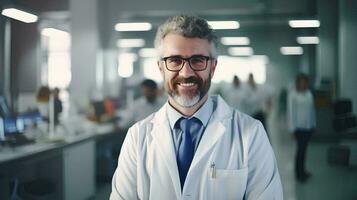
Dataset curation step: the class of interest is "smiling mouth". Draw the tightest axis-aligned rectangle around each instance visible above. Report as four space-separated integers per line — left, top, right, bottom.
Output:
178 82 196 87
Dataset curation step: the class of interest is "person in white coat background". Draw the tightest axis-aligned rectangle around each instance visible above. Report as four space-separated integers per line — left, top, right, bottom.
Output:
222 75 248 113
110 15 283 200
117 79 166 129
288 73 316 182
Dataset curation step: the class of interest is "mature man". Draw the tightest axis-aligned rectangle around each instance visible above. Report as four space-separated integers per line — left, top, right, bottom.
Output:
110 15 283 200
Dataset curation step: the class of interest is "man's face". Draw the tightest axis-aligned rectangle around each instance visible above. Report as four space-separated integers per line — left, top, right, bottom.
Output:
157 33 217 107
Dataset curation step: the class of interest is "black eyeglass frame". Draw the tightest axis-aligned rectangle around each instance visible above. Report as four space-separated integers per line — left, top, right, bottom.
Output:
160 55 213 72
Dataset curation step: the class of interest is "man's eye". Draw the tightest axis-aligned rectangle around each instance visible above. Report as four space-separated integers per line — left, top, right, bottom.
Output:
191 57 205 64
167 57 182 64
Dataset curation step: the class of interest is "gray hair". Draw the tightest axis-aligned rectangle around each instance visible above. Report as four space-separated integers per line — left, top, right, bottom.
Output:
154 15 218 58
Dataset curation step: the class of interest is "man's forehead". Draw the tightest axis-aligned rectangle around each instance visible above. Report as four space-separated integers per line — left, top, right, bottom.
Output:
161 33 211 56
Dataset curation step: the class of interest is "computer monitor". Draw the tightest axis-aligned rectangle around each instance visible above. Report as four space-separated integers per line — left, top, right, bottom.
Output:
0 112 42 139
0 96 11 117
3 117 18 136
19 112 43 127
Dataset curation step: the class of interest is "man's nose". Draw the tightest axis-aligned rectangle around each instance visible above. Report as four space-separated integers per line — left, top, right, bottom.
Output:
179 61 195 77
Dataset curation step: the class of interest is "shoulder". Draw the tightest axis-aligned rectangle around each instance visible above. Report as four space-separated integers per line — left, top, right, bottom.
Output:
126 103 166 138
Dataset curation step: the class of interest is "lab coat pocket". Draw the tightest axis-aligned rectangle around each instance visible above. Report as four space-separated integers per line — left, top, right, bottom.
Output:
208 168 248 200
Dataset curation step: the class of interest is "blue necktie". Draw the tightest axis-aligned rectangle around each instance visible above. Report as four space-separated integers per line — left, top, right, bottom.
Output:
177 118 195 189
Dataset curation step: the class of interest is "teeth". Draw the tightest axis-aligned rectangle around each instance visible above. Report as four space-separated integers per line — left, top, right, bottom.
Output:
180 83 195 87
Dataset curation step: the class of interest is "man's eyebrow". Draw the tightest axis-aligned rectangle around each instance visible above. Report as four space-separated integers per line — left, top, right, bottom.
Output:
165 54 207 58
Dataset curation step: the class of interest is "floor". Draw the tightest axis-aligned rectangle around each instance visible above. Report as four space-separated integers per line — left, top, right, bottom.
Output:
95 112 357 200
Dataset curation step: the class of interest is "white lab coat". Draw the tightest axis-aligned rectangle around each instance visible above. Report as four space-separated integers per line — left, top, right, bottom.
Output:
110 96 283 200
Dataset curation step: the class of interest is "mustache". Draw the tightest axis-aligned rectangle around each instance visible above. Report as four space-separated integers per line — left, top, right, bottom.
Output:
172 76 202 85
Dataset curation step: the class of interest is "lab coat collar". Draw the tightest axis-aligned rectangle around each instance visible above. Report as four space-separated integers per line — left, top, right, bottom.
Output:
149 95 232 195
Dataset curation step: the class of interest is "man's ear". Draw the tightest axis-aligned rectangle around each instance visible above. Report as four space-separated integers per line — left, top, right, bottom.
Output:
157 60 164 76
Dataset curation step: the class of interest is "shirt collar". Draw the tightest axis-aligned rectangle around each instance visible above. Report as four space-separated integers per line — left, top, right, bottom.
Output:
167 96 213 129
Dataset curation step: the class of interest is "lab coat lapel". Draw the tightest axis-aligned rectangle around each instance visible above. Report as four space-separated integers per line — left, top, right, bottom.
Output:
150 104 181 198
190 96 231 169
189 120 225 169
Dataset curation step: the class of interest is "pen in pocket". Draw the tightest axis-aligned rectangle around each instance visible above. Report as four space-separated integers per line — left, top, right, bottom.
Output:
210 162 216 178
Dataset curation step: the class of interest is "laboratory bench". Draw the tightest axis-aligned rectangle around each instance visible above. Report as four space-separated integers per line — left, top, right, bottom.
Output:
0 124 127 200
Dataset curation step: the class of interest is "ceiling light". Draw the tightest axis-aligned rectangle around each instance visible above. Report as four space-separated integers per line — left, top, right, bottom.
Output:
115 22 152 31
207 21 239 30
41 28 70 38
221 37 250 45
280 46 303 55
296 36 319 44
117 39 145 48
1 8 38 23
139 48 157 57
289 20 320 28
228 47 254 56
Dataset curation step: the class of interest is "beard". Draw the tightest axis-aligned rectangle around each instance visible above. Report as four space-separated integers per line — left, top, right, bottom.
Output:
164 72 211 107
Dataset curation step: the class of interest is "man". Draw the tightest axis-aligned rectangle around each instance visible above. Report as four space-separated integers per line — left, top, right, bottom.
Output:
245 73 272 130
118 79 165 128
110 15 283 200
287 74 315 182
222 75 247 113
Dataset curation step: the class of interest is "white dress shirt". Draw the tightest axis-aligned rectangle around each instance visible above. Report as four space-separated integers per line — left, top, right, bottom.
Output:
287 89 316 132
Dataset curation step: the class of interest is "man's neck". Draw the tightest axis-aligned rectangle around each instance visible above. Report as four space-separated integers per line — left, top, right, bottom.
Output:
168 95 208 117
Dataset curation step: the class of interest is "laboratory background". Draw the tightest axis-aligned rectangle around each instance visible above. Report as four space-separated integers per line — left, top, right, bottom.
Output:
0 0 357 199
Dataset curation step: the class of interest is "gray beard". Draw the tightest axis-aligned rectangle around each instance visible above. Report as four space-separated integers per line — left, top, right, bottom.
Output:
171 92 201 107
166 70 211 108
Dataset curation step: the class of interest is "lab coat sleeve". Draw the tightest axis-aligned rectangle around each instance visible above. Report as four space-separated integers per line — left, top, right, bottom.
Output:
245 122 283 200
110 127 139 200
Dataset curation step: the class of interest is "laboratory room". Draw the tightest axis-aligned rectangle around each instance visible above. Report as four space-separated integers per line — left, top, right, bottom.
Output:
0 0 357 199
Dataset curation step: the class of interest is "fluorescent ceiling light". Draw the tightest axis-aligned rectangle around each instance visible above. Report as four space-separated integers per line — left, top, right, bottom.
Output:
221 37 250 45
1 8 38 23
117 39 145 48
207 21 239 30
228 47 254 56
297 36 319 44
139 48 157 57
115 22 152 31
289 20 320 28
280 46 303 55
41 28 70 38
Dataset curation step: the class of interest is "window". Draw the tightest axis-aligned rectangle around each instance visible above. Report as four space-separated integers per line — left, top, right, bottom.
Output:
213 56 267 84
41 28 71 89
118 53 137 78
142 58 162 83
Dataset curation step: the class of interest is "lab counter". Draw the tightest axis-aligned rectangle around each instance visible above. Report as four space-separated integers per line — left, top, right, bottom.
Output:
0 124 127 200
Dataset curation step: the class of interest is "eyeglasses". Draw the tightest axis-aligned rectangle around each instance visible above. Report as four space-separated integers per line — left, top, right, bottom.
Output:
160 55 212 72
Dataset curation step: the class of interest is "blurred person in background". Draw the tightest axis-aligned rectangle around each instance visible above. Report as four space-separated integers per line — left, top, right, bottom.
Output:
288 73 316 182
53 88 63 125
245 73 272 131
222 75 247 113
117 79 165 128
36 86 51 121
